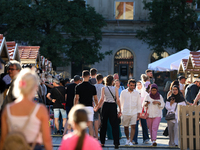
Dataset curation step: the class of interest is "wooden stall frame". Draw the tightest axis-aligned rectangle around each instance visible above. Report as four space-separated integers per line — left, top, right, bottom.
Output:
178 105 200 150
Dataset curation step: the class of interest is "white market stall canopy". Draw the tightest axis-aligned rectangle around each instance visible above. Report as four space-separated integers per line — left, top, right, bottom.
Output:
170 50 200 70
148 49 191 71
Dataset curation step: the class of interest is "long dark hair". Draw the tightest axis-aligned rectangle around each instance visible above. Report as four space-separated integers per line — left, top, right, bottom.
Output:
74 109 88 150
106 75 114 86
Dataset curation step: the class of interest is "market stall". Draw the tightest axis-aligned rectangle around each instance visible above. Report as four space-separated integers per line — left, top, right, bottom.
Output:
6 41 20 62
18 46 40 67
178 52 200 82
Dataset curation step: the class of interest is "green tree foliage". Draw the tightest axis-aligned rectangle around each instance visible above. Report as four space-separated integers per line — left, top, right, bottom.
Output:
0 0 111 66
136 0 200 55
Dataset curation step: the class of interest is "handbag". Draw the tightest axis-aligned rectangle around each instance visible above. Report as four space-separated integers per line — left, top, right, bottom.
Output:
107 86 121 124
139 107 149 119
55 88 66 110
165 103 177 121
163 126 169 136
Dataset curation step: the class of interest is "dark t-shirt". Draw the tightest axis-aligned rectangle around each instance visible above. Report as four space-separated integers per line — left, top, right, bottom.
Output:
185 83 199 103
49 86 66 109
66 83 77 108
75 82 97 107
89 78 97 85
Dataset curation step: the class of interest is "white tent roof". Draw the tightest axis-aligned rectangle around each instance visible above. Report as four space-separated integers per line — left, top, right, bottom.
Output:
148 49 191 71
170 50 200 70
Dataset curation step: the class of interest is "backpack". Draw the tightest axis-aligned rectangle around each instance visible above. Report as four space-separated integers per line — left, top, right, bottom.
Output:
3 105 39 150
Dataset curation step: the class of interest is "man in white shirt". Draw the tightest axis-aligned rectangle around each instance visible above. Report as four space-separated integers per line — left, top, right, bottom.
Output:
120 79 142 146
179 76 186 97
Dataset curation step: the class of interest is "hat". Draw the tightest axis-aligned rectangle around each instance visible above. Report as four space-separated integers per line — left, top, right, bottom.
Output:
74 75 81 81
178 76 186 80
194 78 200 82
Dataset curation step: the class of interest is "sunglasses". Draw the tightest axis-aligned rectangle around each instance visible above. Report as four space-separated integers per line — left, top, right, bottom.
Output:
8 68 18 71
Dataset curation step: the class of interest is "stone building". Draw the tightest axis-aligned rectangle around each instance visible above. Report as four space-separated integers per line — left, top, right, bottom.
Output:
57 0 173 81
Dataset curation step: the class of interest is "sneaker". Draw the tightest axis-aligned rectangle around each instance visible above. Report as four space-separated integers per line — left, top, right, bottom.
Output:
61 128 64 134
143 139 149 144
129 142 133 146
152 141 157 146
54 130 60 135
114 145 119 149
132 140 136 144
125 139 130 145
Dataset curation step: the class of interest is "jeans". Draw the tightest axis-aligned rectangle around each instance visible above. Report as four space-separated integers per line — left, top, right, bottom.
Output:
66 106 72 117
133 119 149 143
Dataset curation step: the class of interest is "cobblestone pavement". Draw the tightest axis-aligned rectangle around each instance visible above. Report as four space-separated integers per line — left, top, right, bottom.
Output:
51 118 180 150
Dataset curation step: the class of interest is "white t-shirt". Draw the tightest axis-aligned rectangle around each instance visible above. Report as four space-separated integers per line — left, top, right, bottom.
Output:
179 83 185 91
94 84 104 102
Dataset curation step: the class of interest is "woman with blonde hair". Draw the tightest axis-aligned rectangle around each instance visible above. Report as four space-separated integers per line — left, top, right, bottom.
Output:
0 68 52 150
59 104 102 150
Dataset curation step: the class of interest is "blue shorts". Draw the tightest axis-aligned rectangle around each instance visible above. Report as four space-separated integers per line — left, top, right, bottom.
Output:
53 108 67 119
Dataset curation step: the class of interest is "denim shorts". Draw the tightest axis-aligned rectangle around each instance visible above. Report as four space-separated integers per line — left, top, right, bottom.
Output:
53 108 67 118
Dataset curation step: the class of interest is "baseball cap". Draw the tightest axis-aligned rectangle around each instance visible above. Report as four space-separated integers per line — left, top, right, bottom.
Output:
178 76 186 80
74 75 81 81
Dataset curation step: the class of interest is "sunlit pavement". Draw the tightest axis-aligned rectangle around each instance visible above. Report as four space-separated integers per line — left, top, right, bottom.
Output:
51 118 180 150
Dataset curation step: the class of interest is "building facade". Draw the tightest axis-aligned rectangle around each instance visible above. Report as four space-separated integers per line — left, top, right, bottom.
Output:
57 0 174 80
85 0 173 80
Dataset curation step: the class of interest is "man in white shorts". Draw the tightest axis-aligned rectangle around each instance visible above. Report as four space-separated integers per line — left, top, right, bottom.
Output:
120 79 142 146
74 70 98 136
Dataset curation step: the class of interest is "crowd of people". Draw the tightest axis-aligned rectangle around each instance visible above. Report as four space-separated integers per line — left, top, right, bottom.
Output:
0 59 200 150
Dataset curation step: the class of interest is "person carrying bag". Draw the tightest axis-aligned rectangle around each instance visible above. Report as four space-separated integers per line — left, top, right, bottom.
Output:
3 105 39 150
165 103 177 121
107 86 121 124
165 85 186 146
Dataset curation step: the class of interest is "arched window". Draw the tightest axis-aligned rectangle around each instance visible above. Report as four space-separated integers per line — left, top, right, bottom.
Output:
114 49 133 80
151 51 169 63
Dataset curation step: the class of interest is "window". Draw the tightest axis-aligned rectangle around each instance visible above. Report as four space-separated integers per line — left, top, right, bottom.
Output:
115 2 134 20
150 51 169 63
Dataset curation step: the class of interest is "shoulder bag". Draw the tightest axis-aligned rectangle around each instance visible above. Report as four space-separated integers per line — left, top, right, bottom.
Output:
139 106 149 119
165 103 177 121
